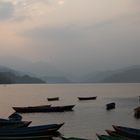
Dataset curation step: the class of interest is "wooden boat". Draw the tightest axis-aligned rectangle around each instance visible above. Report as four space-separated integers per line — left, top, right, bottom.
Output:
78 96 97 101
106 102 116 110
13 106 63 113
106 130 123 137
8 113 22 121
134 106 140 112
0 123 64 137
105 130 133 139
43 105 75 112
0 119 31 128
13 105 75 113
12 105 51 113
0 135 52 140
96 134 127 140
47 97 59 101
134 106 140 119
57 105 75 111
113 125 140 140
0 132 61 140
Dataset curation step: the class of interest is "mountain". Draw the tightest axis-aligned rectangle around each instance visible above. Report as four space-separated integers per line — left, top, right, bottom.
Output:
83 65 140 83
81 71 114 83
0 72 13 84
1 56 140 83
0 56 65 77
0 56 72 83
101 66 140 83
0 66 45 84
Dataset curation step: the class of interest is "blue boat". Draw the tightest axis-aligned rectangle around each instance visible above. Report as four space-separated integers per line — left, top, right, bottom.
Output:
113 125 140 140
0 118 31 128
0 123 64 137
0 135 52 140
105 129 131 139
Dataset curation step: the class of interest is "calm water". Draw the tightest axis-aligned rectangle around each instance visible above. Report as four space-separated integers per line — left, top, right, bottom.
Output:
0 84 140 139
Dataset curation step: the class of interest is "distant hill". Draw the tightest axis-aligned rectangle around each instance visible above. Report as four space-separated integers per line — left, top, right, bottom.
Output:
82 71 114 83
0 72 45 84
42 76 71 84
0 65 19 74
101 67 140 83
0 66 45 84
1 61 140 83
0 65 71 84
0 57 65 78
0 72 13 84
83 65 140 83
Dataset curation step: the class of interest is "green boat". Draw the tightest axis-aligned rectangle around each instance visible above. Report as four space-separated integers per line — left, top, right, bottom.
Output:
97 134 129 140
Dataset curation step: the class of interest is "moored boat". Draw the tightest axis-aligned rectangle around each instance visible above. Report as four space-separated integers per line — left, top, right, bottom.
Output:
8 113 22 121
112 125 140 140
61 136 88 140
78 96 97 101
57 105 75 111
47 97 59 101
106 102 116 110
134 106 140 119
106 130 122 137
12 105 51 113
97 134 127 140
0 135 53 140
13 105 75 113
0 119 31 128
0 123 64 137
105 130 133 139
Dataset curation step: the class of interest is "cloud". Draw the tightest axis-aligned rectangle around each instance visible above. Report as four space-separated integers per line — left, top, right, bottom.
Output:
19 11 140 74
58 0 65 5
0 0 53 22
0 0 140 76
0 1 14 20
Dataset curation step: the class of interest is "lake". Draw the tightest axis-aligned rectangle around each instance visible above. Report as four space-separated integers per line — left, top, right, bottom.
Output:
0 83 140 139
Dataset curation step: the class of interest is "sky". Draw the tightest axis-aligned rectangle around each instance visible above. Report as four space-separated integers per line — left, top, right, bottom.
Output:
0 0 140 76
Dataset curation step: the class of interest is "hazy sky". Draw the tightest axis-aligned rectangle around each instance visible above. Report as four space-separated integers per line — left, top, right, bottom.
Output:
0 0 140 75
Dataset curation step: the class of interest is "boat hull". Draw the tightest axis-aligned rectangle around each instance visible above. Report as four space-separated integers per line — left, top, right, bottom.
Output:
0 123 64 137
106 103 115 110
113 125 140 140
47 97 59 101
97 134 127 140
78 96 97 101
0 135 53 140
13 105 75 113
0 119 31 128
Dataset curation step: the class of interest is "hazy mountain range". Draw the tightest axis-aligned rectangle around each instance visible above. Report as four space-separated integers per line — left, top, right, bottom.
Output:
0 57 140 83
0 66 45 84
82 65 140 83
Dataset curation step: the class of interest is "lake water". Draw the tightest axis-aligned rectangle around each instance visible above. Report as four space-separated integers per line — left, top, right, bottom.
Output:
0 83 140 139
